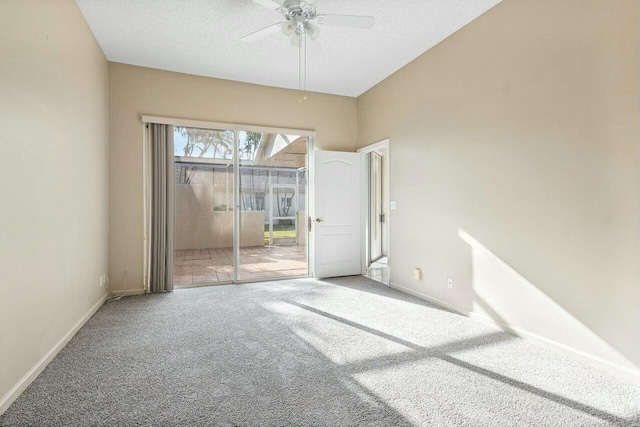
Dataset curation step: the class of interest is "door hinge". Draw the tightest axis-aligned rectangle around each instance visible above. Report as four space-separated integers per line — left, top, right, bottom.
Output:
308 216 312 232
380 213 385 224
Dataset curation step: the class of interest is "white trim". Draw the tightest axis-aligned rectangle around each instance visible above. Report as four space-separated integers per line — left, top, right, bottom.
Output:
0 294 108 416
142 123 150 293
359 139 391 286
357 138 390 154
305 137 314 276
390 282 469 315
308 140 315 277
360 152 370 275
174 156 231 166
146 116 314 285
141 115 316 137
110 288 146 296
389 281 640 385
232 131 240 283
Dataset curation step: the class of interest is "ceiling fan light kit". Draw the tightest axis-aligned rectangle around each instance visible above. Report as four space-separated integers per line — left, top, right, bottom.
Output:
242 0 375 101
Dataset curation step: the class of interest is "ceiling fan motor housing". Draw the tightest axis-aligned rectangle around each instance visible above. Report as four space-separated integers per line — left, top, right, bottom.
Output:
242 0 374 45
281 0 317 26
280 0 320 41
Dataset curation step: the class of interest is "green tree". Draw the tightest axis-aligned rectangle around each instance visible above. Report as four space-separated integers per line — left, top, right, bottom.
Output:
241 131 263 161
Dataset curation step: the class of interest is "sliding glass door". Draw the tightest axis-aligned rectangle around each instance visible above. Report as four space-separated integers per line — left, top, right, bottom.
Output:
237 132 308 282
173 126 235 287
172 126 309 287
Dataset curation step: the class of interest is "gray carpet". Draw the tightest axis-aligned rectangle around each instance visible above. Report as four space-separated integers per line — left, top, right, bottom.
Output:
1 276 639 426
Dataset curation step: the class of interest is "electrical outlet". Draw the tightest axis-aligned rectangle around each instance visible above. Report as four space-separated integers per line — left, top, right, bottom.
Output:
447 277 454 289
414 268 422 281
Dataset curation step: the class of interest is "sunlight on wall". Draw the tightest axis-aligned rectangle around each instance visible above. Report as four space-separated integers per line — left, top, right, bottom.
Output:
457 229 637 372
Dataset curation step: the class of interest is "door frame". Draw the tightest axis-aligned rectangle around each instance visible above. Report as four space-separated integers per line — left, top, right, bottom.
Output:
236 139 314 284
357 139 390 285
142 114 315 288
369 151 383 263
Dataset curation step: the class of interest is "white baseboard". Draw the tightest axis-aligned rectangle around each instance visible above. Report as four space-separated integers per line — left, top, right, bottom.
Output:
110 288 146 296
389 282 640 385
0 293 109 415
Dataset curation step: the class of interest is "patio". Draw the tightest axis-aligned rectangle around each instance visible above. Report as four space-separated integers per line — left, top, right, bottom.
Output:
174 245 307 286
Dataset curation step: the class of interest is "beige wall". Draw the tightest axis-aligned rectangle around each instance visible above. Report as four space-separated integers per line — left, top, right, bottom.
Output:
174 184 264 249
109 63 357 292
358 0 640 376
2 1 634 407
0 0 109 409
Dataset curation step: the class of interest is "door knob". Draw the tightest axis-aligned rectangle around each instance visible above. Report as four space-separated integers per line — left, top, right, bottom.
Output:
315 218 324 223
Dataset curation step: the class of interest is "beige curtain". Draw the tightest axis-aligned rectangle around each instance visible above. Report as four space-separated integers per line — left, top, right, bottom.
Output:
148 123 175 292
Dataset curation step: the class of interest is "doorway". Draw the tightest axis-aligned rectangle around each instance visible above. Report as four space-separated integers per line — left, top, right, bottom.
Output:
370 151 384 262
171 124 311 287
358 140 390 284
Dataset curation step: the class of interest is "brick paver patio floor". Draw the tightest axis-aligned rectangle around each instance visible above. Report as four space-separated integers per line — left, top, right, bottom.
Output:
174 245 307 286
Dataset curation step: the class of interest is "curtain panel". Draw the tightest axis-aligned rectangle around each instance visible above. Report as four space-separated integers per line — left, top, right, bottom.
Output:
147 123 175 292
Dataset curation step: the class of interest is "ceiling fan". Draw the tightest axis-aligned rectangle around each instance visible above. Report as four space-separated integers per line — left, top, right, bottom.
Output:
241 0 375 46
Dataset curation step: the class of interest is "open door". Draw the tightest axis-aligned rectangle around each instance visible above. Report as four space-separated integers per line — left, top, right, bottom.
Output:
313 150 361 278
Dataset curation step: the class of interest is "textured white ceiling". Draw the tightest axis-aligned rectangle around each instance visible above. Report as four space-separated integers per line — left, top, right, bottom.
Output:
76 0 502 97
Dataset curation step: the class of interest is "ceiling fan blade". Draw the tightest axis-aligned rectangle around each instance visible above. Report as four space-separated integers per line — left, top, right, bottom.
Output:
251 0 282 10
316 14 375 29
241 23 282 43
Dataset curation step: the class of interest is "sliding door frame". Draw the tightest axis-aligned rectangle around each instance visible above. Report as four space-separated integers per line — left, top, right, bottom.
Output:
142 115 315 287
232 131 240 283
235 138 314 285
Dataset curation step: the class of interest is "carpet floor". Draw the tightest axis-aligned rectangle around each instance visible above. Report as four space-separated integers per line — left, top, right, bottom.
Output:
1 276 639 426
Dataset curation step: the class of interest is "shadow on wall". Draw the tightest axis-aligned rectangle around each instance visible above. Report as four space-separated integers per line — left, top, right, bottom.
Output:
458 228 639 375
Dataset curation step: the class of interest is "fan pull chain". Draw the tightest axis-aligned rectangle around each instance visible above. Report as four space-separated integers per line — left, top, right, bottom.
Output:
298 33 301 98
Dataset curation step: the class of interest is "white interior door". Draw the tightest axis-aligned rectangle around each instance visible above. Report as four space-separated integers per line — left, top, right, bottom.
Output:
313 150 361 278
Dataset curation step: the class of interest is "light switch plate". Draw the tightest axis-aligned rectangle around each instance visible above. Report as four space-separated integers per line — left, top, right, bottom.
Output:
390 201 397 210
